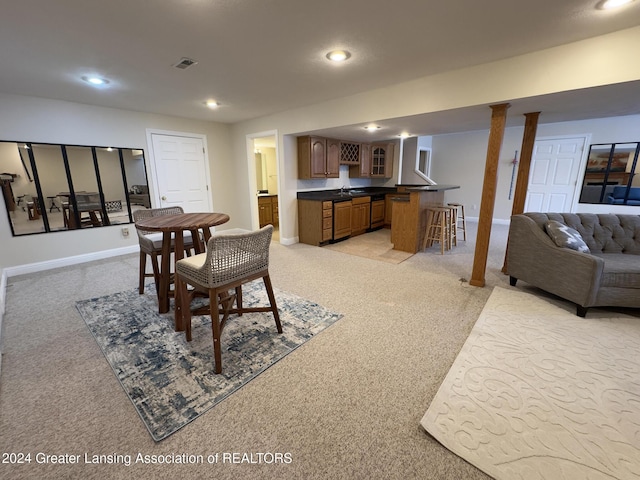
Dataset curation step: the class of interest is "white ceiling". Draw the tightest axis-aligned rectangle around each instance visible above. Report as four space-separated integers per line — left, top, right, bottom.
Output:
2 0 640 141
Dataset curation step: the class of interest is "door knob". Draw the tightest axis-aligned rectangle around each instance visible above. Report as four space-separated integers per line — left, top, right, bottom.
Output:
161 196 167 200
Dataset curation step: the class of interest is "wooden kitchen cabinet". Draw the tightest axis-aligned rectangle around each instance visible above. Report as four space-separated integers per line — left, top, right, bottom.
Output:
371 199 385 229
333 200 352 240
371 142 394 178
340 142 360 165
385 193 399 227
326 138 340 176
349 143 371 178
351 196 371 236
258 195 278 228
349 141 393 178
298 136 339 179
298 200 333 246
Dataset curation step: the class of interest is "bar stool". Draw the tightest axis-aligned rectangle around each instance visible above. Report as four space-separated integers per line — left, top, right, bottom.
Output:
448 202 467 241
445 205 458 248
422 206 452 254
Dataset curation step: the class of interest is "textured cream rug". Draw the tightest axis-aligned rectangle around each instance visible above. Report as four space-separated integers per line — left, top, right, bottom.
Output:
421 287 640 480
325 228 414 264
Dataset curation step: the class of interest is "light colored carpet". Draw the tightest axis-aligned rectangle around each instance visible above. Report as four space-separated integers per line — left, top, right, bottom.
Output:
421 286 640 480
76 281 342 441
0 221 567 480
324 229 414 264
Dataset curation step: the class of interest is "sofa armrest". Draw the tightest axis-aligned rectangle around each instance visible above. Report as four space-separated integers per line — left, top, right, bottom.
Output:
507 215 605 307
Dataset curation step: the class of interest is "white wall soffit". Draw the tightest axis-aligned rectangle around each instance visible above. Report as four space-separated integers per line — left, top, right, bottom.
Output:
245 25 640 136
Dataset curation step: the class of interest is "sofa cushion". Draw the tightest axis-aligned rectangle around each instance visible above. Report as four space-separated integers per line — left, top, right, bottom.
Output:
525 213 640 255
545 220 590 253
595 253 640 288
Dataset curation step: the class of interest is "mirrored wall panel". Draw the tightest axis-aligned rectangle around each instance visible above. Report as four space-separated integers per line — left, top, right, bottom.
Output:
578 142 640 205
0 141 151 236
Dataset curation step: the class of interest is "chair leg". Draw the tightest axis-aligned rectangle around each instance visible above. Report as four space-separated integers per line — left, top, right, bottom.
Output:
235 285 243 316
460 204 467 241
150 253 161 295
181 281 194 342
263 274 283 333
138 251 147 294
210 288 223 374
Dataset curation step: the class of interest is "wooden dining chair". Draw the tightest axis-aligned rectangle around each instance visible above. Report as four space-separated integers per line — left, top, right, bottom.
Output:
133 207 195 294
175 225 282 374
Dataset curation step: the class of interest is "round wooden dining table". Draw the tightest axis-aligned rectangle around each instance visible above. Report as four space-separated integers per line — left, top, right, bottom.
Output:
134 212 230 331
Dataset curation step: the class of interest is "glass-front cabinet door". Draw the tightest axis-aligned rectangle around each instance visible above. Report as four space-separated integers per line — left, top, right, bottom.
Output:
371 142 394 178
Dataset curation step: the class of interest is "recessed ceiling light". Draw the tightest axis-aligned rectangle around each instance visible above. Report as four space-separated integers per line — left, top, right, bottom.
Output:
596 0 634 9
205 99 219 109
397 132 411 138
326 50 351 62
364 125 381 131
82 76 109 86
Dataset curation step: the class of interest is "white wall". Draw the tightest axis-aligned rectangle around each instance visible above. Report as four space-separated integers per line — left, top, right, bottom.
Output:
230 26 640 243
432 114 640 221
4 27 640 265
400 136 433 185
0 93 234 271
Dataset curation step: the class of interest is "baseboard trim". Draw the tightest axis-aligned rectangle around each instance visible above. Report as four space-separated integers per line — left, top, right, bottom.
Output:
3 245 139 278
280 235 298 246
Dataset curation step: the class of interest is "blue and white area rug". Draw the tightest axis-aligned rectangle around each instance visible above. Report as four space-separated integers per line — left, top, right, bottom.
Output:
76 281 342 442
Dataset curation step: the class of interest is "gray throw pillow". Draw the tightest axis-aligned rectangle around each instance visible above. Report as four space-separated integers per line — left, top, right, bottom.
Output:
544 220 590 253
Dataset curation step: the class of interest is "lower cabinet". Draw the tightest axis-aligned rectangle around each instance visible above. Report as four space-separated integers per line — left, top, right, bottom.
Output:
333 200 352 240
371 199 385 229
350 196 371 236
298 194 386 246
298 200 333 246
258 195 279 228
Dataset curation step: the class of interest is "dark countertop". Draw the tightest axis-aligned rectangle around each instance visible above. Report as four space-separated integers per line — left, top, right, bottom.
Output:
297 184 460 201
402 184 460 192
297 186 397 202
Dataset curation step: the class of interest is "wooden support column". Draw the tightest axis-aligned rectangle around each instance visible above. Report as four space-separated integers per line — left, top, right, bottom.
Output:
502 111 540 273
511 112 540 215
470 103 510 287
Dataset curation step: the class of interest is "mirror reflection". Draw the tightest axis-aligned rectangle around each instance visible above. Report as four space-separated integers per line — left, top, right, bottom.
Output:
579 142 640 205
0 141 151 236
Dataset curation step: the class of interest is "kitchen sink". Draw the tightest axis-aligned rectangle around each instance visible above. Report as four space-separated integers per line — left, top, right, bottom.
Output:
336 189 367 197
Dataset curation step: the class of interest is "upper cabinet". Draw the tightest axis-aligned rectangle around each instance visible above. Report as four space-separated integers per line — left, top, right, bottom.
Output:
298 135 394 180
339 142 360 165
371 143 394 178
349 142 394 178
298 136 339 179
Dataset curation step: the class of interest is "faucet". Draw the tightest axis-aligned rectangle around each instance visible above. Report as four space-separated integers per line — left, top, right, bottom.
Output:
340 185 346 195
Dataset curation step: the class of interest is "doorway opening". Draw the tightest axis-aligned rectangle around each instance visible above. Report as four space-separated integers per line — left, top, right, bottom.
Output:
246 131 279 242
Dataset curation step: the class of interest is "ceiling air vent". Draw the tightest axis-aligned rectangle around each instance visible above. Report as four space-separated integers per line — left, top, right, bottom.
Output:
173 57 198 70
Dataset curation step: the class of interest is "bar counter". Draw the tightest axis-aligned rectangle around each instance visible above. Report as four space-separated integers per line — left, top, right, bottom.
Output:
391 185 460 253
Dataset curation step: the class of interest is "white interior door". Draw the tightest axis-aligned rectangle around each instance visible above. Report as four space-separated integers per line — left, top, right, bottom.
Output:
150 133 211 212
525 136 586 212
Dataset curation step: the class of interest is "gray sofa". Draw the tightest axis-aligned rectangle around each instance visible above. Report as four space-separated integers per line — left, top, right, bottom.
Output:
507 213 640 317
